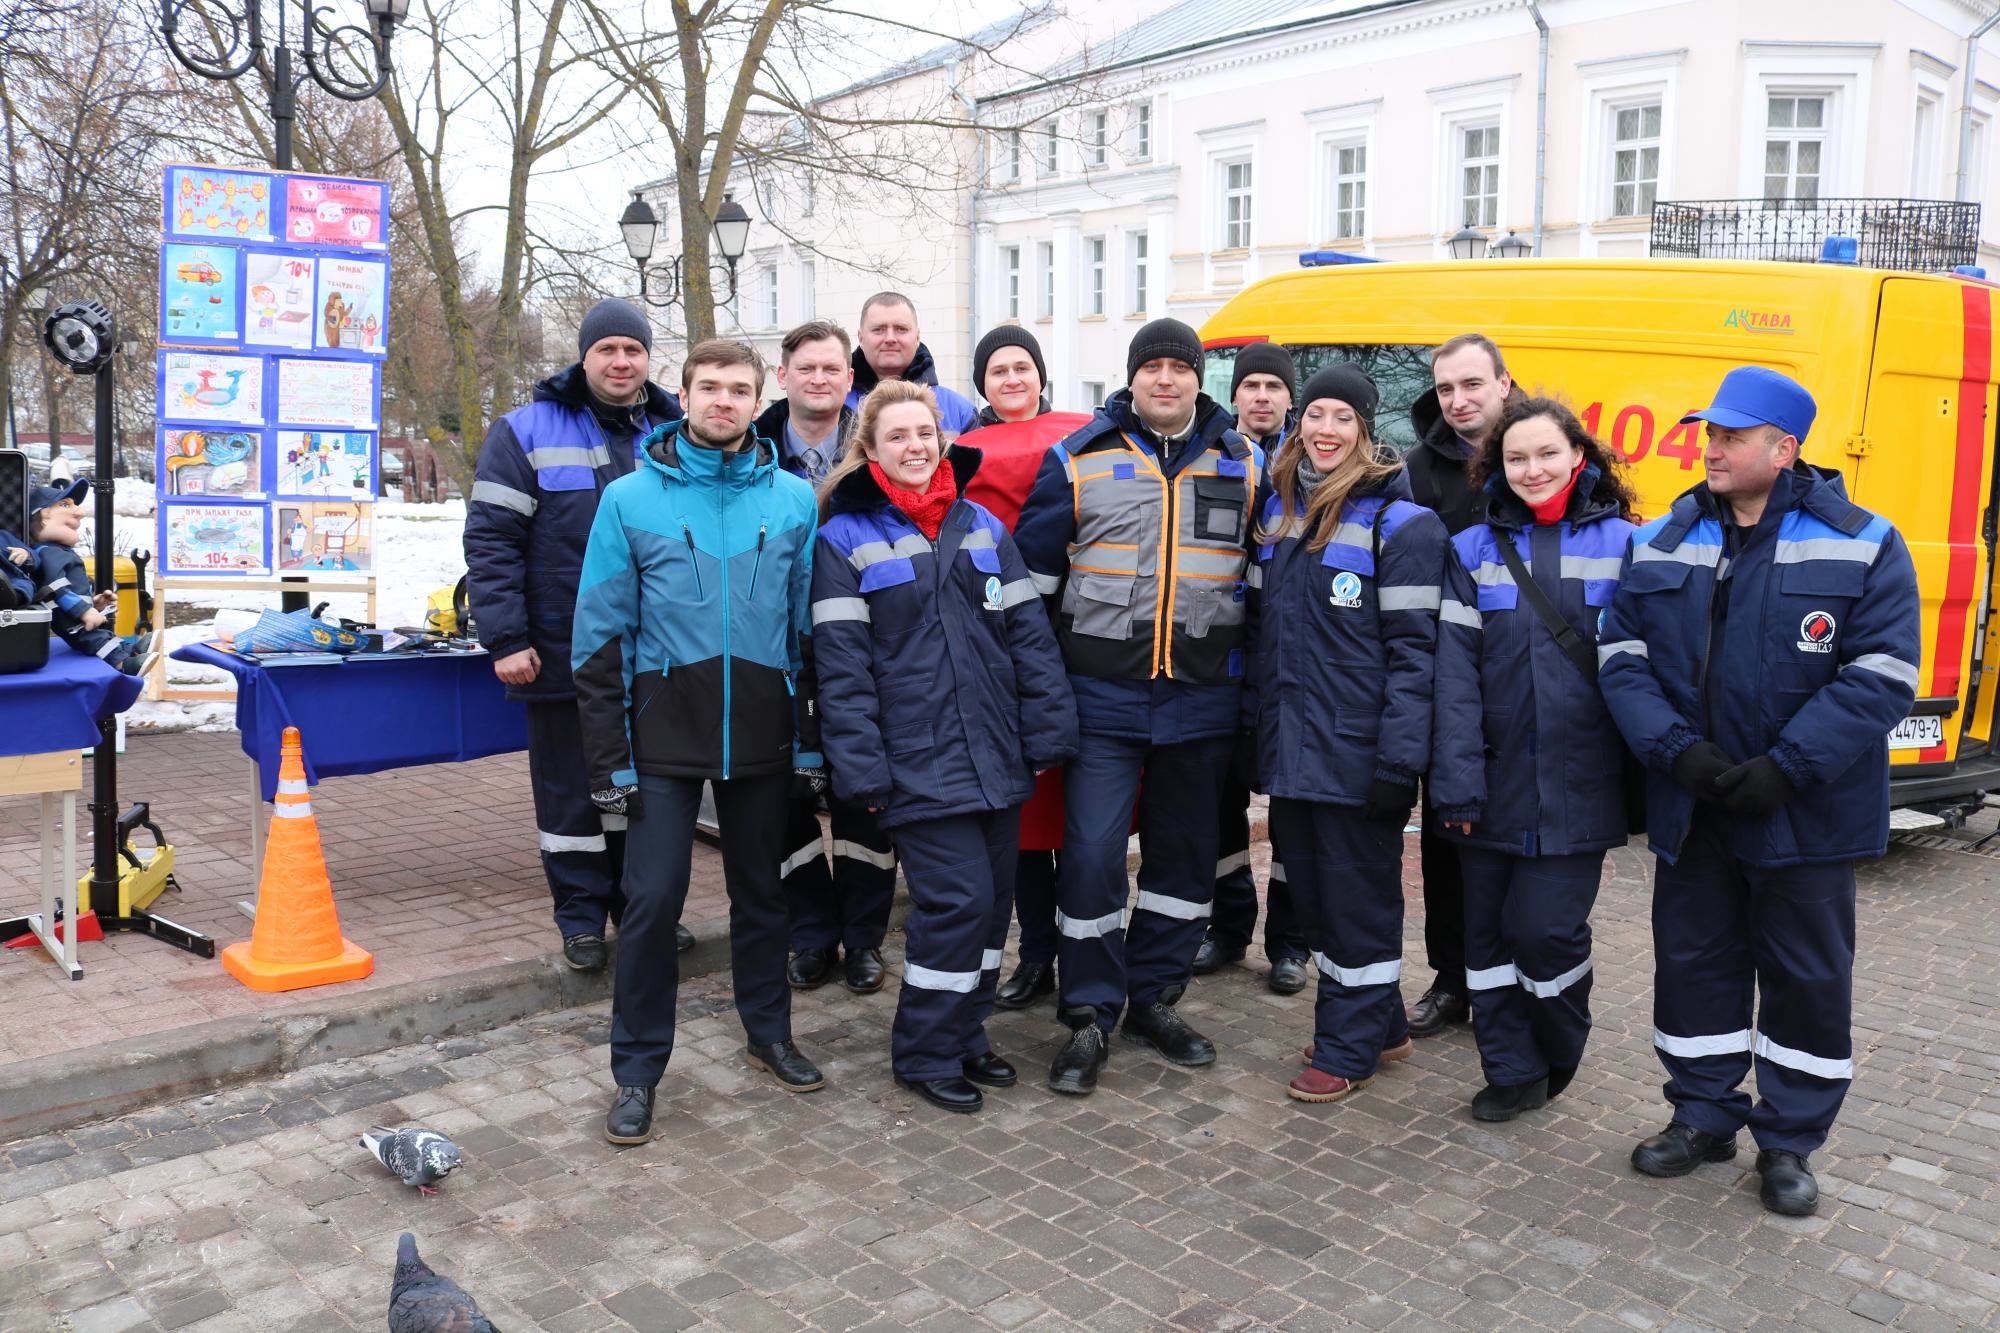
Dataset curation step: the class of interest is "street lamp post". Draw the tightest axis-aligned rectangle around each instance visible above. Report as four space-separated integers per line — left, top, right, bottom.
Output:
617 194 754 311
161 0 407 610
161 0 410 172
1446 226 1488 261
1490 230 1533 260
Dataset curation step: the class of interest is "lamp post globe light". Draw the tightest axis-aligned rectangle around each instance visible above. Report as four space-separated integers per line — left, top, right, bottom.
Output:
1490 230 1532 260
616 193 754 310
160 0 411 171
1446 225 1487 261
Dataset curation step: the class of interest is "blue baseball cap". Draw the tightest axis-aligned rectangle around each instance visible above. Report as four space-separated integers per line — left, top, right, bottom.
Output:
28 477 88 516
1680 366 1816 444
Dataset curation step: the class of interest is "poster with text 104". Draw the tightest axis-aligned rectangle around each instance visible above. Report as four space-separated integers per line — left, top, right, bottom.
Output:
243 250 317 351
285 176 386 249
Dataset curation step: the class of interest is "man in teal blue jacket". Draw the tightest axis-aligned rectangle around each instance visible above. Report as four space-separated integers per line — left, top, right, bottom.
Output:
573 339 827 1146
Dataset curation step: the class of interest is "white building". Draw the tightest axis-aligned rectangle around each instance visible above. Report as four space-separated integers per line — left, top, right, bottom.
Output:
637 0 2000 411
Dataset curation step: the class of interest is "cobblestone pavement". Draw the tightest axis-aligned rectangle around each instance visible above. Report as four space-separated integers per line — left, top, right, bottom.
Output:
3 835 1997 1332
0 733 737 1068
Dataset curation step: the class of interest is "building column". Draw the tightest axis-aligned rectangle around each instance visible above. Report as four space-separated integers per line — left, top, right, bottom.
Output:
1050 210 1081 409
1145 197 1176 322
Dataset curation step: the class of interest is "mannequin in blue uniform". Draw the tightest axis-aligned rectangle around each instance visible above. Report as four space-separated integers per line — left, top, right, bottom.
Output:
1599 367 1920 1215
810 381 1078 1113
1432 399 1640 1121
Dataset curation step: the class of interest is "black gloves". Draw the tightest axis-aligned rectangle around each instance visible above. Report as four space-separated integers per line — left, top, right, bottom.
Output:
591 783 639 817
1361 777 1418 824
1670 741 1735 803
1715 755 1795 817
791 765 830 802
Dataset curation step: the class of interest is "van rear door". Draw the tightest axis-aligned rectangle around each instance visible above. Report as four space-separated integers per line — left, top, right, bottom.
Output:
1860 278 1999 788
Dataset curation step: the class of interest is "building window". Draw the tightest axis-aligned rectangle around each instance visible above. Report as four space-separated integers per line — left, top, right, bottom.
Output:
1971 115 1991 203
1330 141 1367 240
1007 129 1023 183
1041 123 1060 176
1611 102 1662 217
1038 241 1054 317
1084 236 1106 314
801 172 815 217
1457 123 1500 227
799 259 815 320
1082 380 1106 408
1130 102 1152 162
1221 158 1253 250
1087 110 1109 168
1128 232 1149 314
1763 93 1827 202
758 178 778 221
762 265 780 327
1912 93 1941 197
1003 246 1021 319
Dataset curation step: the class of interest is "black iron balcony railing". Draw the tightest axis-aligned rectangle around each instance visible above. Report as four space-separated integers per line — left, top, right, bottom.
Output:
1649 198 1980 271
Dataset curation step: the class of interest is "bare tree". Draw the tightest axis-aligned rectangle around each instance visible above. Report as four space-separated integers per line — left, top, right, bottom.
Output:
579 0 1117 346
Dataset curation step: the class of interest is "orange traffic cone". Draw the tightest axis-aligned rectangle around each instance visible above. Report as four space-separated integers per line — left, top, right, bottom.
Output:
222 727 373 992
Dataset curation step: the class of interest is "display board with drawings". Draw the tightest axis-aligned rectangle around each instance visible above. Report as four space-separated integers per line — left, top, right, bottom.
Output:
155 164 390 594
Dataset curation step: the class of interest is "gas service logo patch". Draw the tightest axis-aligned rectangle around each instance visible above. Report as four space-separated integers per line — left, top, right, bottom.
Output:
981 575 1004 612
1329 571 1362 609
1797 610 1836 654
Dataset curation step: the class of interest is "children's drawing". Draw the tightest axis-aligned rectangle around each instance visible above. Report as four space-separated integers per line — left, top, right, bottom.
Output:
274 357 376 429
159 351 266 427
165 166 274 242
243 250 317 351
159 428 262 496
284 176 387 249
162 501 271 575
160 243 242 344
314 256 388 353
276 500 373 573
275 430 374 497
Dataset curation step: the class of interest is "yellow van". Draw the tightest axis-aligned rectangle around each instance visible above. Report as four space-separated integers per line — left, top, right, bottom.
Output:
1200 258 2000 816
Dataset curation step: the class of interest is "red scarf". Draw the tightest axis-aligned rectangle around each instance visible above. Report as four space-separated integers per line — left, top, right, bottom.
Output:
1527 459 1586 525
869 458 956 540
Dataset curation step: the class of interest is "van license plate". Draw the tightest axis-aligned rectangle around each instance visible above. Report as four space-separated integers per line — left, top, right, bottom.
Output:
1888 715 1943 751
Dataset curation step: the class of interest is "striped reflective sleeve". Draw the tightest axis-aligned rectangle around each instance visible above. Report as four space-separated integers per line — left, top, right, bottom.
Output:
1752 1032 1854 1081
1133 890 1211 921
471 479 538 517
1245 563 1264 590
540 830 608 853
1029 569 1062 595
1439 598 1482 629
903 962 981 993
1378 584 1441 613
523 444 611 470
812 597 871 625
1597 638 1649 667
830 839 897 870
1056 907 1125 939
1652 1028 1753 1058
1517 957 1592 998
1842 653 1920 689
1464 963 1518 991
997 578 1039 608
1311 953 1402 986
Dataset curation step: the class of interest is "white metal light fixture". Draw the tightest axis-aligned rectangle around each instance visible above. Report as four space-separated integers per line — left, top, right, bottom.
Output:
620 197 660 265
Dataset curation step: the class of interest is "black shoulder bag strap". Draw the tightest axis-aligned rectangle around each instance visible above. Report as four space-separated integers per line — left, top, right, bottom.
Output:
1493 530 1596 681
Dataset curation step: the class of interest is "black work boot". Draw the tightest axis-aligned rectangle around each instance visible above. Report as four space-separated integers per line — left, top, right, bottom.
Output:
1191 934 1245 975
1470 1077 1549 1122
1048 1006 1109 1096
1631 1121 1738 1177
1267 955 1309 996
994 959 1054 1010
604 1085 655 1145
563 933 607 972
746 1040 826 1092
1121 989 1216 1067
843 947 886 993
1407 981 1469 1037
787 947 837 990
1756 1149 1819 1215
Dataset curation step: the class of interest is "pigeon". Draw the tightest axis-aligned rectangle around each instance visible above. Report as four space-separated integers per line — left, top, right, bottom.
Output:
360 1125 463 1195
388 1232 500 1332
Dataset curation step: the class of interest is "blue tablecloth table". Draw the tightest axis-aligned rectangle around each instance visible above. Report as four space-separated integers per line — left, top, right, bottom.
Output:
168 642 528 895
1 640 145 979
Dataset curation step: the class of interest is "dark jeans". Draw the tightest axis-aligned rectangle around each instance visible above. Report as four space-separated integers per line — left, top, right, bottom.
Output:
1208 775 1306 961
1419 798 1466 991
781 793 896 954
1013 849 1059 965
610 772 792 1088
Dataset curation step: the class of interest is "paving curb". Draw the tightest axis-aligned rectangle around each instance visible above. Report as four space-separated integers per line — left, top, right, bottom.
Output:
0 918 739 1144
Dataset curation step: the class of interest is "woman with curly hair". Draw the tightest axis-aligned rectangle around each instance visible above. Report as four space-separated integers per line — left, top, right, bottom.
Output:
1429 396 1641 1122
